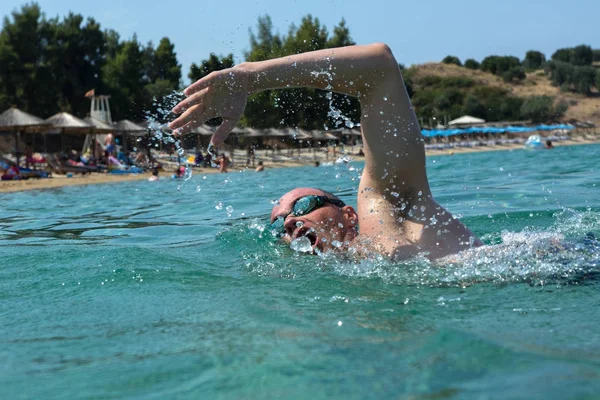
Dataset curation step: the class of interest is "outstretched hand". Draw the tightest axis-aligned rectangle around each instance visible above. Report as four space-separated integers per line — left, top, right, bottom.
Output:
169 69 249 146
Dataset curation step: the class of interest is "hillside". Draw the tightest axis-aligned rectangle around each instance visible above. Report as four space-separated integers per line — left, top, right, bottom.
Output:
408 63 600 125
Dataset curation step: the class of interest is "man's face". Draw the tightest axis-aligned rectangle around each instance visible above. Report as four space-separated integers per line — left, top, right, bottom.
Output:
270 188 356 253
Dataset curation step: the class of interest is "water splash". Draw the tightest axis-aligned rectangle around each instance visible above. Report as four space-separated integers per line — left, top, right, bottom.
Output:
144 91 196 182
310 69 359 130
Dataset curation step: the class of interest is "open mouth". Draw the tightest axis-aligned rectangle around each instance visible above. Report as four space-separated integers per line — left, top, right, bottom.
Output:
293 228 320 252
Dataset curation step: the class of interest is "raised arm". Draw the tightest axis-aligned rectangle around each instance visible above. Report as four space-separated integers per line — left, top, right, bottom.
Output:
170 43 425 184
170 44 436 249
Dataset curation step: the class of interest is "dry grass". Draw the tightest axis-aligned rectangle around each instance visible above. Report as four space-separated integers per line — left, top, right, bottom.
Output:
410 63 600 124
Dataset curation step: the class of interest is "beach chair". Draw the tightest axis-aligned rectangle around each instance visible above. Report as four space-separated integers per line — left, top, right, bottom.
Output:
45 153 96 175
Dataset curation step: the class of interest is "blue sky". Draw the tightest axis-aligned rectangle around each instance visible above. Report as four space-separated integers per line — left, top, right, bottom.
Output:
2 0 599 84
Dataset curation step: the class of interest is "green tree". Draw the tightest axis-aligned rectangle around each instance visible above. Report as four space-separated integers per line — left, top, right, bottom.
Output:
102 35 149 120
464 59 480 70
502 66 526 83
463 95 485 118
554 100 569 118
44 13 106 116
480 55 521 76
520 95 554 123
551 48 572 63
326 18 354 48
593 49 600 62
523 50 546 70
552 45 593 66
0 3 51 115
570 45 593 66
571 66 596 94
245 15 283 62
188 53 234 82
442 55 461 66
150 37 181 86
546 60 574 87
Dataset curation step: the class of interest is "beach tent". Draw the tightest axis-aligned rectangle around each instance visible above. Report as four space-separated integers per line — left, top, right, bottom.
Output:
44 112 92 154
0 106 48 165
448 115 486 126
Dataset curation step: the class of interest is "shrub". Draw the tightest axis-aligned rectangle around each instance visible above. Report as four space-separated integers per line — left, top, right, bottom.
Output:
442 55 462 66
464 59 480 70
520 95 554 122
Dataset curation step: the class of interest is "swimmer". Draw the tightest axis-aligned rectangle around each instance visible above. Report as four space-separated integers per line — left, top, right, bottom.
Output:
148 166 159 181
170 43 482 260
255 161 264 172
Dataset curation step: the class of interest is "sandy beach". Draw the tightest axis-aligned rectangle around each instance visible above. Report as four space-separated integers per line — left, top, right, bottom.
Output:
1 136 598 194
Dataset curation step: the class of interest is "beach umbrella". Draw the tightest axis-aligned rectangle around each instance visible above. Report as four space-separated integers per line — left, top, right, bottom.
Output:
84 117 115 158
84 116 113 132
44 112 91 155
0 106 48 165
114 119 148 153
115 119 146 136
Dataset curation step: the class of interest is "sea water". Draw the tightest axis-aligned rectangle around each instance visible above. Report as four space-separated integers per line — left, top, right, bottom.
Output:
1 144 599 399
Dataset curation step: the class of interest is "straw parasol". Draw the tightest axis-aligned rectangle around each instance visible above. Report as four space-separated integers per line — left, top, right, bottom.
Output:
84 116 113 132
115 119 146 136
44 112 92 155
0 106 48 165
84 117 115 158
112 119 150 160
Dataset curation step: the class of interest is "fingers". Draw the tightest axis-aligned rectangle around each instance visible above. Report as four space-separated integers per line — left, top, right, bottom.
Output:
184 72 217 96
172 121 197 136
210 118 238 147
172 87 206 114
168 103 204 131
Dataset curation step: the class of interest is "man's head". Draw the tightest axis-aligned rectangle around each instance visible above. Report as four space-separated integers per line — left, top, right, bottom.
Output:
270 188 358 253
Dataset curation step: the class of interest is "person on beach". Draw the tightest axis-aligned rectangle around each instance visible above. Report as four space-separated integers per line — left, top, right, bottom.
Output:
217 154 230 173
169 43 482 260
255 161 264 172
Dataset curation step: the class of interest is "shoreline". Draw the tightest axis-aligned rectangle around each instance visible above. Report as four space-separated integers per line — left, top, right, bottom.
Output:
1 137 598 194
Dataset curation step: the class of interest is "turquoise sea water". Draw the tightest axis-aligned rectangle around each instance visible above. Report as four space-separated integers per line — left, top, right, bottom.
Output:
1 144 599 399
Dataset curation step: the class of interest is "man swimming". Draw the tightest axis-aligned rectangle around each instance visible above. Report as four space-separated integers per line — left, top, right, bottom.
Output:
170 43 482 260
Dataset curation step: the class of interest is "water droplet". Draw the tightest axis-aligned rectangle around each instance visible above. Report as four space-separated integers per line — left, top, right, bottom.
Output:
290 236 312 252
331 240 342 248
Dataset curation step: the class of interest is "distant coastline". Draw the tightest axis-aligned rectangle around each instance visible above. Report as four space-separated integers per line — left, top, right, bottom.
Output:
2 136 598 194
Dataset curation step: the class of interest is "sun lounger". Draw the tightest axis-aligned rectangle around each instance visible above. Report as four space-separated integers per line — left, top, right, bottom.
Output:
45 154 97 175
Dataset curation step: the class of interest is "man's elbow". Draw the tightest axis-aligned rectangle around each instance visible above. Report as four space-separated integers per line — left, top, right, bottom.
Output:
367 43 397 66
363 43 400 77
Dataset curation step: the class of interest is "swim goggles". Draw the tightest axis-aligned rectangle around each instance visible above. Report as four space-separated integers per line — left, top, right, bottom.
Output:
269 195 346 236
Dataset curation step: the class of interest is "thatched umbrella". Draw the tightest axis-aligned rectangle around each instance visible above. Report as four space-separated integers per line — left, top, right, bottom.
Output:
44 112 91 156
262 128 289 157
84 117 114 159
0 106 48 165
112 119 149 164
115 119 147 153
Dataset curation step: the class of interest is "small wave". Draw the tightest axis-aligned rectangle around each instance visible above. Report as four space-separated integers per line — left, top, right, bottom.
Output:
232 209 600 287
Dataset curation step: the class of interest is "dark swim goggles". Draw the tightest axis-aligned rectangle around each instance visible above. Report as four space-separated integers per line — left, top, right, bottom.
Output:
269 195 346 236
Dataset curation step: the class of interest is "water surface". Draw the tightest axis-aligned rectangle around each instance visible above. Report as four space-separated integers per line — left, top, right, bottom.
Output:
1 144 599 399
